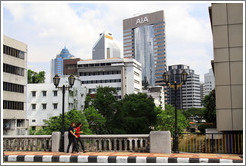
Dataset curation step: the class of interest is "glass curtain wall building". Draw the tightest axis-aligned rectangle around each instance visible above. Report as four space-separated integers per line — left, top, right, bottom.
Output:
50 47 74 80
123 10 166 87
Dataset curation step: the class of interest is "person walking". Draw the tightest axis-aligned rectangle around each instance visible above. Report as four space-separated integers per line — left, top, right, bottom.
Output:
66 122 79 153
75 122 86 153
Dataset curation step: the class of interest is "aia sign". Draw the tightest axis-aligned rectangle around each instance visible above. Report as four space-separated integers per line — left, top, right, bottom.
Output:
136 16 149 24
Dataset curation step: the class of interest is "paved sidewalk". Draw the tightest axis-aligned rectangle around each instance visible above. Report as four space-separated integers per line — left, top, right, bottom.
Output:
3 151 243 163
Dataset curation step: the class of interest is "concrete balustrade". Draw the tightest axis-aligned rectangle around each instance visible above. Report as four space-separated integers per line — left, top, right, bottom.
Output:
3 135 52 151
3 131 171 153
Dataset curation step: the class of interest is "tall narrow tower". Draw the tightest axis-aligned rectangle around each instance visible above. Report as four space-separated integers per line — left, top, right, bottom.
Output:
123 10 166 86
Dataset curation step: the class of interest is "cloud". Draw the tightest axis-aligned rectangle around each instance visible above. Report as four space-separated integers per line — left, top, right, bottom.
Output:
3 2 213 82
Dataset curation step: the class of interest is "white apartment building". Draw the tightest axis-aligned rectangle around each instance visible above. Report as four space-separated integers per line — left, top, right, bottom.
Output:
3 35 28 135
77 58 142 99
143 86 165 109
27 76 86 130
203 68 215 97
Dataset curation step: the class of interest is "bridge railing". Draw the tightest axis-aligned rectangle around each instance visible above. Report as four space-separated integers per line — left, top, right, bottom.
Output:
3 135 52 151
3 134 149 152
76 134 149 152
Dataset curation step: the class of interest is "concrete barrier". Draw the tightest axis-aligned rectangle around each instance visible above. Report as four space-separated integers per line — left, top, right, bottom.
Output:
150 131 171 153
51 132 61 152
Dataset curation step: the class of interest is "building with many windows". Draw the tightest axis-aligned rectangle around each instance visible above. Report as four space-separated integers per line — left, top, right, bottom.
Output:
200 82 204 104
209 3 243 131
203 68 215 97
167 64 201 110
123 10 166 87
92 32 121 60
77 58 142 99
50 47 74 79
142 86 165 109
3 35 28 135
27 76 86 130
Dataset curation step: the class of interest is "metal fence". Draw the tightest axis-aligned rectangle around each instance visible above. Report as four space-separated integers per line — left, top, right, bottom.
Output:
178 132 243 154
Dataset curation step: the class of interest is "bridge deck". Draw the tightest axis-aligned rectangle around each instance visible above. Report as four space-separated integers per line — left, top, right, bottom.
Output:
3 151 243 163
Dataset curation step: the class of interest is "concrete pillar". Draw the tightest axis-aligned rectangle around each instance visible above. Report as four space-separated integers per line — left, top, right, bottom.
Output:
150 131 171 153
51 132 61 152
64 131 73 153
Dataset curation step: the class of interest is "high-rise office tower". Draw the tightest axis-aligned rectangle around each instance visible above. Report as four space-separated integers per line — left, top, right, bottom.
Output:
203 68 215 97
200 82 204 104
92 32 121 60
167 64 201 110
123 10 166 86
50 46 74 80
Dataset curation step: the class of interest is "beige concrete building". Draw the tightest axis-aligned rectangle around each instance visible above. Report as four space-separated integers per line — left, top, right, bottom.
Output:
209 3 243 131
3 35 28 135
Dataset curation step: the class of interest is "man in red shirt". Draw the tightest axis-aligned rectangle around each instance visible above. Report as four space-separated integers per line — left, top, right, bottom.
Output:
75 122 86 153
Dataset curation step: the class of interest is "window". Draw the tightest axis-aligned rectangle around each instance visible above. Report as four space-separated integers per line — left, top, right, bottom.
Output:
42 91 47 97
53 103 58 109
17 120 24 127
3 100 24 110
3 63 25 76
32 104 36 110
32 126 36 130
134 71 140 76
53 91 58 96
32 91 36 97
32 120 36 123
3 45 25 59
134 80 140 84
42 104 47 110
3 82 24 93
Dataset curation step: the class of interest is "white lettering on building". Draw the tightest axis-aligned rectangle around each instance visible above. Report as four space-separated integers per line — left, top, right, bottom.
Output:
136 16 149 24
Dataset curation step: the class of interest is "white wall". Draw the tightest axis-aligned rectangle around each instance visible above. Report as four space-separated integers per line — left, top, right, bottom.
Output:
27 76 86 127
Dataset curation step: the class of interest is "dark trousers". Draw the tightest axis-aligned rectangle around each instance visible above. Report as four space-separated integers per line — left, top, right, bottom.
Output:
77 137 85 151
67 137 78 153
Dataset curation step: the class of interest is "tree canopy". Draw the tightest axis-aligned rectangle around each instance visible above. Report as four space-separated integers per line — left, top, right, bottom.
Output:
155 104 188 135
202 89 216 123
116 93 157 134
42 109 92 135
182 107 206 119
84 106 106 134
84 87 158 134
28 69 46 83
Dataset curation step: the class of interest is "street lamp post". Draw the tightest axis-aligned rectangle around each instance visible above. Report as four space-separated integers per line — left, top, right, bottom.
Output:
53 74 75 152
162 70 188 153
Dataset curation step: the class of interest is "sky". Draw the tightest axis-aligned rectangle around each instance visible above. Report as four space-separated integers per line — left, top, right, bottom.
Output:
2 1 213 83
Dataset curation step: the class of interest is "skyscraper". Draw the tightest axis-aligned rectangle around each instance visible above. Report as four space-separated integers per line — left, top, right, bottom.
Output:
50 46 74 80
167 64 201 110
123 10 166 86
92 32 121 60
203 68 215 97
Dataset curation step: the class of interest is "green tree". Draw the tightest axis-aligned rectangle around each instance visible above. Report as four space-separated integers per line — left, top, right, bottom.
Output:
93 86 118 121
28 69 46 83
29 128 49 135
84 95 94 109
155 104 188 135
43 109 91 135
182 107 206 119
115 93 157 134
84 106 106 134
202 89 216 123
